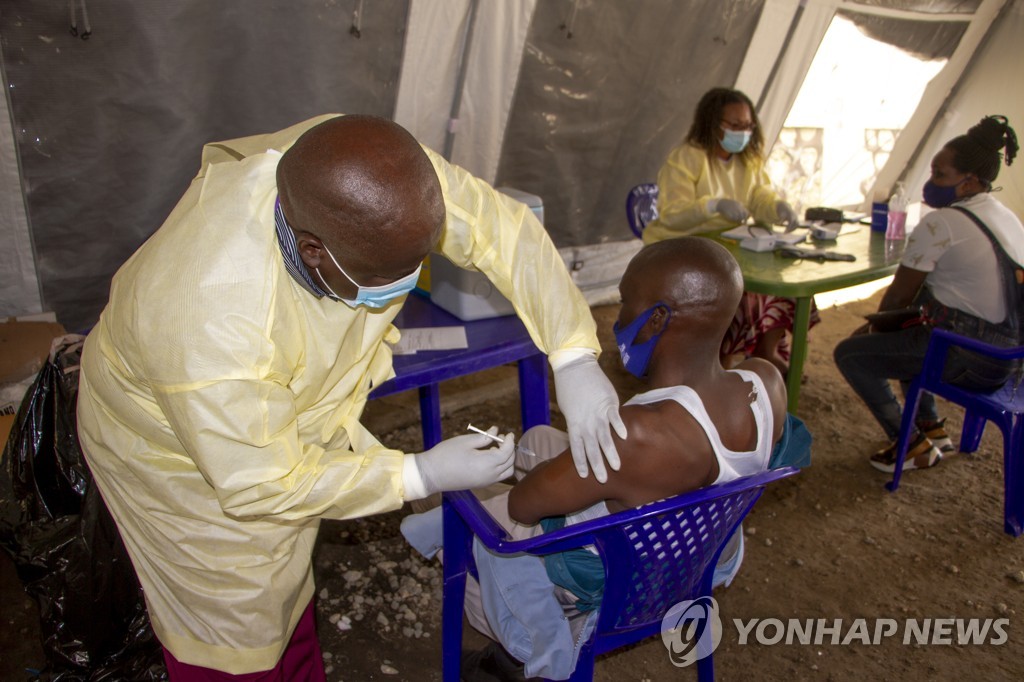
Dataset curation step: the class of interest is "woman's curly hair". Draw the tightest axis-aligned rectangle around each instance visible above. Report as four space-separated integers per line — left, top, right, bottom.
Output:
685 87 765 161
945 115 1018 188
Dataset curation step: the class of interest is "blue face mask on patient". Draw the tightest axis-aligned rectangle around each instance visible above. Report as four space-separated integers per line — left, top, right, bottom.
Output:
613 303 670 378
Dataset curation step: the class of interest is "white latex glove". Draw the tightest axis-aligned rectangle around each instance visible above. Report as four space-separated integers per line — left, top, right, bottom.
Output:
776 200 800 233
714 198 750 223
552 355 626 483
409 428 515 498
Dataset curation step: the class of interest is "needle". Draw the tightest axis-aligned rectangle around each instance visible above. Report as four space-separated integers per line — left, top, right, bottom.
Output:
467 423 504 444
516 444 537 458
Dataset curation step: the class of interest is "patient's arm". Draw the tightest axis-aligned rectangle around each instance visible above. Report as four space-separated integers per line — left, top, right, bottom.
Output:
506 447 620 526
507 405 713 525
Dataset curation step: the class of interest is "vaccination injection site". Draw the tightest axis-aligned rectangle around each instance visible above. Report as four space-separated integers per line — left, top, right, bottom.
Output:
2 2 1023 681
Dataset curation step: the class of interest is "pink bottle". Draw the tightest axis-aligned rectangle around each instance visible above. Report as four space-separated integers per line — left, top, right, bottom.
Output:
886 182 908 242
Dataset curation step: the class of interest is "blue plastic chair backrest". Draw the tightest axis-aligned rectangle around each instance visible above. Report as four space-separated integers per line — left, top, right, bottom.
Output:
626 183 659 238
918 327 1024 388
600 485 758 632
444 466 799 657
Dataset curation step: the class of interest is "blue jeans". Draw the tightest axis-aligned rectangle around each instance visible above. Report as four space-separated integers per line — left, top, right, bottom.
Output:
834 323 1011 440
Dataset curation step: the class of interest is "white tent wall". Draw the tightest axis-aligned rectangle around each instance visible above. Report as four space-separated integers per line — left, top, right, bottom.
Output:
494 0 765 246
864 0 1011 209
394 0 642 305
739 0 1014 213
0 1 1021 329
897 0 1024 218
395 0 537 183
393 1 473 157
737 0 837 147
491 0 766 303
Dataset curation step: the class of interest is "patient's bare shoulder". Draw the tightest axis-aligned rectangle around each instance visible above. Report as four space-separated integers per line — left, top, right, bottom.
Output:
735 357 787 443
609 400 717 509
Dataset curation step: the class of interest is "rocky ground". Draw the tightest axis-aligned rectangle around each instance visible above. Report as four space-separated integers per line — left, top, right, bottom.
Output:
2 292 1023 681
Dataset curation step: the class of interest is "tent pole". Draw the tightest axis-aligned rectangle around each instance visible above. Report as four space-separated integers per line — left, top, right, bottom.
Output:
443 0 481 161
0 46 45 315
756 0 806 112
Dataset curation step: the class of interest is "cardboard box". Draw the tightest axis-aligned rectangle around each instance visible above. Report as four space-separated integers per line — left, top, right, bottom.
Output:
0 316 67 385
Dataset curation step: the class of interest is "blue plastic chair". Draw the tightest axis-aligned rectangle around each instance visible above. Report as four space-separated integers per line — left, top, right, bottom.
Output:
440 466 799 681
887 328 1024 537
626 183 659 238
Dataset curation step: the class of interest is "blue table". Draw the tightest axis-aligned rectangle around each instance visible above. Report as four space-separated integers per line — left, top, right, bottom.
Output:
369 293 550 449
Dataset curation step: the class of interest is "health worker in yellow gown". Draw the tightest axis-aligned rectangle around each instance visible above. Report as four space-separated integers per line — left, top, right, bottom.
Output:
76 114 626 678
643 87 818 374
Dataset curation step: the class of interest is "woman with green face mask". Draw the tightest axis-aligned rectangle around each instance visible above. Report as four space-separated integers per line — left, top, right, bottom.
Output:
642 87 814 376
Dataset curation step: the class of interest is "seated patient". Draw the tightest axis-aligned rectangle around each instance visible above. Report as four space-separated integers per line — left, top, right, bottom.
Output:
403 237 787 680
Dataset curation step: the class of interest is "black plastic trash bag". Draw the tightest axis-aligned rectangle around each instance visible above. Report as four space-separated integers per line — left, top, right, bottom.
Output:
0 336 166 681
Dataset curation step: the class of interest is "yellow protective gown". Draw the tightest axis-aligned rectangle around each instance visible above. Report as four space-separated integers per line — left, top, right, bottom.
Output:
76 114 599 674
642 141 783 244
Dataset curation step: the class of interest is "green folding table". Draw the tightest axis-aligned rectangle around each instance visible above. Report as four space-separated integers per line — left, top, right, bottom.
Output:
714 228 899 412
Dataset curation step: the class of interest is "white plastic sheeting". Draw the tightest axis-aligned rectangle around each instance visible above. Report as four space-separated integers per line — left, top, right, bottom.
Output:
0 0 1021 328
899 0 1024 217
0 0 408 332
394 0 537 183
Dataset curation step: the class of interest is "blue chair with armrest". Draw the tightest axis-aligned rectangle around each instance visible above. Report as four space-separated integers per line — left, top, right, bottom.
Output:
626 183 659 238
886 327 1024 536
440 466 800 681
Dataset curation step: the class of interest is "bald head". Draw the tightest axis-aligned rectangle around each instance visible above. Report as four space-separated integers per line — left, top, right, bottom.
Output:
622 237 743 336
277 115 445 272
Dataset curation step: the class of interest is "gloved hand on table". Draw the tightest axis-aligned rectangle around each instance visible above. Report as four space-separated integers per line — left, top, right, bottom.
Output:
776 200 800 232
404 428 515 498
552 354 627 483
709 198 750 224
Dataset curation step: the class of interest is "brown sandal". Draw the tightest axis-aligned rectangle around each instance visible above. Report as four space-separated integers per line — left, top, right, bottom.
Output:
870 434 942 473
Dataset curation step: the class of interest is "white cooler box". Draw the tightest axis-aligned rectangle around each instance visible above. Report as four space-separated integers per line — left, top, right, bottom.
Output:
430 187 544 321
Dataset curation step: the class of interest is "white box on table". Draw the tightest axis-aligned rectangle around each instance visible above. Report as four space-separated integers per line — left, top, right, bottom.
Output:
429 187 543 321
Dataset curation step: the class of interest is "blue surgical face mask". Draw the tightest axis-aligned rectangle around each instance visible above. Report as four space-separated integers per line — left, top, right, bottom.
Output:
613 303 670 378
720 128 751 155
922 178 968 208
318 243 421 309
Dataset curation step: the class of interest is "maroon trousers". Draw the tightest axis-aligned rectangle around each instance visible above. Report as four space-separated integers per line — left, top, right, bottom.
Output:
162 600 327 682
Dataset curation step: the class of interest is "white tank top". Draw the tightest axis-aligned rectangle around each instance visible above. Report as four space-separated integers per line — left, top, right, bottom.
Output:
623 369 774 484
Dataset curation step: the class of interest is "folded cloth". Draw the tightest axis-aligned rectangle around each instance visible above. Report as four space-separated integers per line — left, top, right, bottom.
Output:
768 413 812 470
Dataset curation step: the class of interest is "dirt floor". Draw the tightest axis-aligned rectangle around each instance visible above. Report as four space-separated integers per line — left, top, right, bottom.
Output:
2 290 1023 681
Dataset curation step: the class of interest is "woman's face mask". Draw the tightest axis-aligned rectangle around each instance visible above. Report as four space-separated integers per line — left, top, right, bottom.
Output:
923 147 978 209
719 102 755 155
922 177 969 208
318 242 421 309
720 128 752 155
613 303 670 378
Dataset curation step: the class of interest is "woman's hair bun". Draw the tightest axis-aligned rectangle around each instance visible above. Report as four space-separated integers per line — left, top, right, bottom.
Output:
967 115 1009 151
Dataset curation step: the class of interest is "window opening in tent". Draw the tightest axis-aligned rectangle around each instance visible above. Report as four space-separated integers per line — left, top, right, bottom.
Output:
766 11 955 216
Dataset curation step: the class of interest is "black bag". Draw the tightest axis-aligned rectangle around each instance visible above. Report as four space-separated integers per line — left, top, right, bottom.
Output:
0 337 166 681
864 307 926 332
